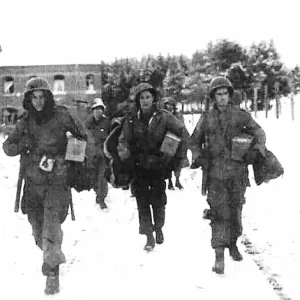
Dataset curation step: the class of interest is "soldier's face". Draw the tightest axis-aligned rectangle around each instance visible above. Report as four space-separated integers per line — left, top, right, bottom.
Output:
165 103 174 112
215 88 229 111
31 90 46 111
93 107 104 120
139 90 154 112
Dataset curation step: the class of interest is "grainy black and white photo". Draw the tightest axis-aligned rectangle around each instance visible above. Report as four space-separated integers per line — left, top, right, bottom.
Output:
0 0 298 299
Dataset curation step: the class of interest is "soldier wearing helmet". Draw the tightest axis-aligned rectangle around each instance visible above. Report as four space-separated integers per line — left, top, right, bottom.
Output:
104 82 188 251
3 77 87 295
85 98 111 209
162 96 189 190
189 76 266 274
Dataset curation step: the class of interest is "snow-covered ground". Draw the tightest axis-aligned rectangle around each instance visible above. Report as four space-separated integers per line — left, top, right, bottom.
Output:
1 95 299 300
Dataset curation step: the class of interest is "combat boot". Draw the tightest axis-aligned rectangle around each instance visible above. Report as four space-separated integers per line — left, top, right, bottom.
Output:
202 209 214 220
212 247 224 274
229 241 243 261
175 177 184 189
168 179 175 190
96 195 108 209
155 228 164 244
144 232 155 252
43 264 60 295
45 274 59 295
99 200 108 209
122 184 129 190
153 207 165 245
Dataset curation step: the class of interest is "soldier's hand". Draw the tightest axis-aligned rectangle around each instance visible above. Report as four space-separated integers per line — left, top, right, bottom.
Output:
190 156 208 169
19 137 32 154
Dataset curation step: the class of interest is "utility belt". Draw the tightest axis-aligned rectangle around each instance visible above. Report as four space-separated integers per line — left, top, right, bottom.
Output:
26 153 69 185
137 153 166 170
30 153 66 171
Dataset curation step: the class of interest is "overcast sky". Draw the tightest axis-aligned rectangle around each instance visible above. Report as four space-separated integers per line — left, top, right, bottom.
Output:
0 0 299 68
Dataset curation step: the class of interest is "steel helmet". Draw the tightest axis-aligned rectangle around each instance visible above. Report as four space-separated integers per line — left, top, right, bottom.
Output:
23 77 54 111
162 96 176 106
91 98 106 110
24 77 53 97
209 76 234 99
134 83 157 103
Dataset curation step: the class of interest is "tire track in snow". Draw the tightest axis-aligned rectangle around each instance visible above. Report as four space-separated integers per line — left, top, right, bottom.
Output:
241 235 292 300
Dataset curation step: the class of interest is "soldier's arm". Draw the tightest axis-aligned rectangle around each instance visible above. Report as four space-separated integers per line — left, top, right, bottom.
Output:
66 111 88 141
243 112 266 144
242 112 266 155
85 116 92 130
2 119 30 157
189 115 206 158
178 112 185 124
165 111 185 137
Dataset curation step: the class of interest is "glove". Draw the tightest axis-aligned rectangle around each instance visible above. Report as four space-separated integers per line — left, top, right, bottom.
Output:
190 156 208 169
19 136 32 154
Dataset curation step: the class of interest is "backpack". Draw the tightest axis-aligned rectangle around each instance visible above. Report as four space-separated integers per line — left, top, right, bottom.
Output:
67 132 98 192
252 149 284 185
103 117 134 188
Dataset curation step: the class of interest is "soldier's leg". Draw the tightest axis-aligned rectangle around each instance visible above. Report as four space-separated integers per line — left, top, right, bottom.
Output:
26 183 44 250
228 180 246 261
96 176 108 209
42 185 70 294
207 179 231 274
43 185 70 269
130 180 136 197
132 175 154 251
150 174 167 244
168 175 174 190
174 168 183 189
95 158 108 209
207 179 231 248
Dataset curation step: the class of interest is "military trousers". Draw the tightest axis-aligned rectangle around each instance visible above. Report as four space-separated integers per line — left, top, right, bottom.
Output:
206 177 246 249
23 181 70 274
131 168 167 235
93 157 108 202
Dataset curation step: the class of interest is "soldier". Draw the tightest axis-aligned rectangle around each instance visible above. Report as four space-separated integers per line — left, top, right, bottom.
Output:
189 76 266 274
105 83 188 251
2 77 87 295
85 98 111 209
162 96 189 190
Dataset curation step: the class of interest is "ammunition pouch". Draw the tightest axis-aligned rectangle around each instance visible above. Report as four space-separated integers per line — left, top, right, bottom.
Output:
137 154 165 170
231 134 255 162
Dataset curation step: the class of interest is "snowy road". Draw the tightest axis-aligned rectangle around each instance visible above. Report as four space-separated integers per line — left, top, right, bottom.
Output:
1 162 279 300
1 98 299 300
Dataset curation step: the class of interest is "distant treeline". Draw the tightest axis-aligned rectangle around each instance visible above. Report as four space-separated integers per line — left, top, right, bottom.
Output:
99 39 300 116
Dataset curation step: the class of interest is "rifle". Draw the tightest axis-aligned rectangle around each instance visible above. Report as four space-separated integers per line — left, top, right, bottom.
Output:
201 166 208 196
69 197 76 221
201 93 210 196
201 147 209 196
14 154 28 213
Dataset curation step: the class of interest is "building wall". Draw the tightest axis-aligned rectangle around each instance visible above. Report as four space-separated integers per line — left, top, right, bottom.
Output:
0 64 102 108
0 64 102 127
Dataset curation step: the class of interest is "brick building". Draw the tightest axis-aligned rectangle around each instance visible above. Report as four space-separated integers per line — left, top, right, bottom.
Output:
0 64 102 131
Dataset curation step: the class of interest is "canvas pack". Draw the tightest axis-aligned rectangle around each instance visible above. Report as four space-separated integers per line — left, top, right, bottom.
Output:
160 131 181 157
65 137 87 162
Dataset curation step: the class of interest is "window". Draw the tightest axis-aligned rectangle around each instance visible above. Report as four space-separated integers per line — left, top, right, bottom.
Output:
3 76 14 94
85 74 96 94
53 75 65 94
1 107 18 125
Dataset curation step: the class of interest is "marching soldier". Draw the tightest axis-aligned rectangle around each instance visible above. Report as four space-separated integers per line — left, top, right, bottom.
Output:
86 98 111 209
163 96 189 190
190 76 266 274
104 83 188 251
3 77 87 294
